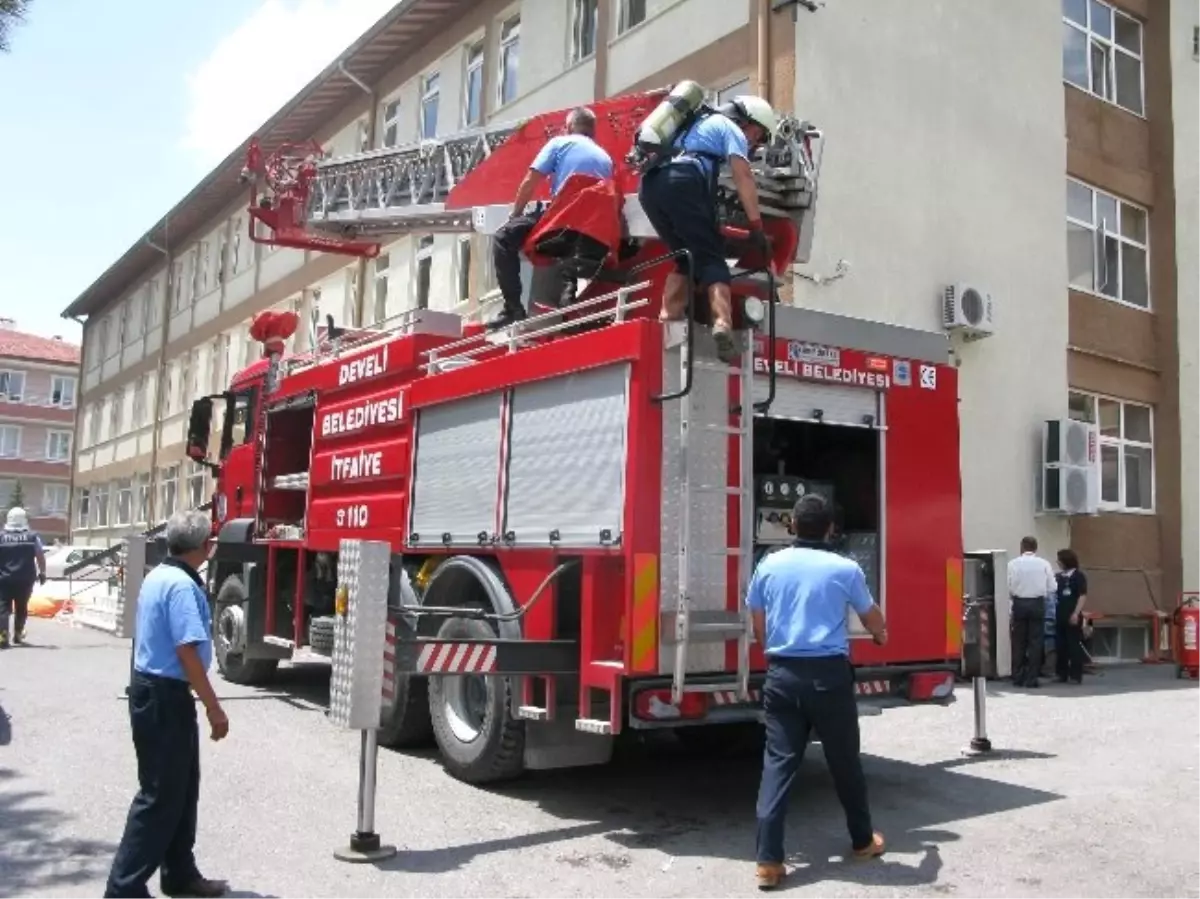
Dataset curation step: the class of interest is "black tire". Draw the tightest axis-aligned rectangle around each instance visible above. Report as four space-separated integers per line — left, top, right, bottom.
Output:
213 575 278 686
428 615 525 784
378 673 434 748
308 616 336 656
674 721 764 757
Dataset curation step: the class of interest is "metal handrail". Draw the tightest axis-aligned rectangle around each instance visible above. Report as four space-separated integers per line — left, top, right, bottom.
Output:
62 500 213 578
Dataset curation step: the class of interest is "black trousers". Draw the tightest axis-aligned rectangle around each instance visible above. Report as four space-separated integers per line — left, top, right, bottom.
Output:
1055 610 1085 682
0 579 34 636
1010 597 1046 686
105 672 202 898
638 163 732 290
756 655 874 864
492 208 544 312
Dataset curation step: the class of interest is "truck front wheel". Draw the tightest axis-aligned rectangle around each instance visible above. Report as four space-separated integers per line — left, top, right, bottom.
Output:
428 615 525 784
213 574 278 686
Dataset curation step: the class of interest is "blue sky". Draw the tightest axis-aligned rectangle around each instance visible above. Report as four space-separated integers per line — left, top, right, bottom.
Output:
0 0 395 343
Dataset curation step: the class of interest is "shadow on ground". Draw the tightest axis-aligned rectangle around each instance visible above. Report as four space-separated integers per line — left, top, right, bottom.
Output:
0 766 116 899
984 664 1197 700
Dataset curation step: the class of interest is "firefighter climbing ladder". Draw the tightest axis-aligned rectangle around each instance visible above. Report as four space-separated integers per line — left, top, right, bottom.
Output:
667 325 755 705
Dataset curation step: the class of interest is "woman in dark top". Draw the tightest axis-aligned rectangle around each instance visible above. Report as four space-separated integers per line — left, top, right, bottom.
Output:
1054 548 1088 684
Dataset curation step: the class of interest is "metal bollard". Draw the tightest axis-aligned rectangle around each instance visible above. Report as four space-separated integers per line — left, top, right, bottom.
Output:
962 675 993 756
335 728 395 862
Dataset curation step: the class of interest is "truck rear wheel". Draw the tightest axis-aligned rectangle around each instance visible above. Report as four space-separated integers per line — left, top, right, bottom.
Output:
213 574 278 686
378 673 434 749
428 615 525 784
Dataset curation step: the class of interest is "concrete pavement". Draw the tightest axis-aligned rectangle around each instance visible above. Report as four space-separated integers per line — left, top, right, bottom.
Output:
0 620 1197 898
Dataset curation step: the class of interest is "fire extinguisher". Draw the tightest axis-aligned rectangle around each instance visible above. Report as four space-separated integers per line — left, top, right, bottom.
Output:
1173 593 1199 680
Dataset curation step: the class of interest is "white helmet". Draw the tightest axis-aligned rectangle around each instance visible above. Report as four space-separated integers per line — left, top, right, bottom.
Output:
731 95 779 140
5 507 28 530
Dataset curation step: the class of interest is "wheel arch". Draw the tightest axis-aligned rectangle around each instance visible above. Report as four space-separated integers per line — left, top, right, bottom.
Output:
418 555 521 641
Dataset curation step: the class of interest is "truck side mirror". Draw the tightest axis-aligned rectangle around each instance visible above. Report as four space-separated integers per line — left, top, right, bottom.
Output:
186 398 214 461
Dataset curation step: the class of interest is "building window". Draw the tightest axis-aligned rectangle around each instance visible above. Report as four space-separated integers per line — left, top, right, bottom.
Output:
1068 391 1154 511
498 16 520 107
415 236 434 310
0 370 25 402
94 483 110 528
618 0 646 33
160 465 179 519
88 402 102 446
116 478 133 526
136 473 151 524
420 71 440 140
42 483 69 516
46 430 72 462
76 487 91 529
144 279 160 332
188 461 207 510
457 237 472 305
372 253 390 324
571 0 599 62
50 375 76 409
1062 0 1144 115
717 77 751 105
172 259 188 312
464 41 484 126
0 479 14 508
193 243 209 298
132 375 147 427
0 425 19 458
109 388 125 437
381 97 403 148
1066 179 1149 308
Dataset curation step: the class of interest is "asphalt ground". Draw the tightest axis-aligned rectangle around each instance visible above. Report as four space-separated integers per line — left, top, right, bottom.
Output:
1 620 1197 898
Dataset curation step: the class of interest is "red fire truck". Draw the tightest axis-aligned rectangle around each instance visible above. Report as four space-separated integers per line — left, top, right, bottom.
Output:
186 88 963 785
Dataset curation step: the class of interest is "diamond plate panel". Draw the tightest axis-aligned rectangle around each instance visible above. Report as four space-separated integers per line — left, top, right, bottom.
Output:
659 329 745 675
330 539 390 730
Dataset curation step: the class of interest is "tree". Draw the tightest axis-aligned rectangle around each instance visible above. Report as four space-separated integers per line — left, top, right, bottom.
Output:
5 480 25 514
0 0 31 53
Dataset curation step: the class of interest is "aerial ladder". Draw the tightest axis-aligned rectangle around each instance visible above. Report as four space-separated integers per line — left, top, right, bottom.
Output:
239 87 824 708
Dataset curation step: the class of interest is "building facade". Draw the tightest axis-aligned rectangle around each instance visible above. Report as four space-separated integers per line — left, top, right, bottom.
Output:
0 319 79 542
64 0 1195 642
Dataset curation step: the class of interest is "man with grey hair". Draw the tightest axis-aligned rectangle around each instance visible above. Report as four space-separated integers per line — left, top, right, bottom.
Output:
105 510 228 899
488 105 614 330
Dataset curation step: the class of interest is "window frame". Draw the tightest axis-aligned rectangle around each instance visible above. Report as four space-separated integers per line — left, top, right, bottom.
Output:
1068 390 1156 513
372 253 391 324
497 15 521 108
0 369 26 402
46 429 73 462
42 483 69 516
94 482 110 528
1062 0 1146 116
50 375 76 409
617 0 647 34
456 236 472 306
160 465 179 519
76 487 91 529
415 235 435 310
571 0 599 63
463 41 485 127
420 70 440 140
0 424 20 458
1065 177 1150 310
116 477 133 526
381 96 403 148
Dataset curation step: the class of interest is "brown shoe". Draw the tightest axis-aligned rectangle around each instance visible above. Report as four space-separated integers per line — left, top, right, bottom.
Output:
755 862 786 889
161 877 228 898
852 831 886 860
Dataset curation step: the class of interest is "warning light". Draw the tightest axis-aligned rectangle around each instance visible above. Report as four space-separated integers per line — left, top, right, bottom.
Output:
335 585 349 617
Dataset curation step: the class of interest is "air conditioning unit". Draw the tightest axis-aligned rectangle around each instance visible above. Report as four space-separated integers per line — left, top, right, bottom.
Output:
1041 418 1099 515
942 283 995 339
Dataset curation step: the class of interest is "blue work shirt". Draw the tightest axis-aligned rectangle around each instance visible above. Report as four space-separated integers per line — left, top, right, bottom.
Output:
670 113 750 179
0 528 43 585
745 543 875 659
530 134 614 196
133 558 212 681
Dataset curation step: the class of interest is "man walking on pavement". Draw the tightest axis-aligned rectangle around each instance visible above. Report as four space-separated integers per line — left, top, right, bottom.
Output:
1006 535 1057 689
638 94 777 362
105 510 229 899
747 493 887 890
0 506 46 648
488 106 614 330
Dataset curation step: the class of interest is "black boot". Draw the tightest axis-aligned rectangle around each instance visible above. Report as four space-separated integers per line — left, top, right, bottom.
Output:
487 305 527 331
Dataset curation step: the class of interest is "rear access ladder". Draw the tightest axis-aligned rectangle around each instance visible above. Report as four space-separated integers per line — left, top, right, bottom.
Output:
665 323 756 705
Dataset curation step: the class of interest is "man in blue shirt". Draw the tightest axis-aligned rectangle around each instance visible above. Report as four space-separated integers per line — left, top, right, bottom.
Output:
105 510 228 899
0 507 46 647
638 94 777 362
745 494 888 889
488 106 614 330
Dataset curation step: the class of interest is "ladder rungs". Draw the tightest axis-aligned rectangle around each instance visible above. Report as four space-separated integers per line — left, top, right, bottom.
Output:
695 423 750 435
692 360 745 375
692 485 751 496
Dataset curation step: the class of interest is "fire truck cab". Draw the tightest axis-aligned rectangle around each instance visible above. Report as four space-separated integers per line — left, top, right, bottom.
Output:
188 88 964 785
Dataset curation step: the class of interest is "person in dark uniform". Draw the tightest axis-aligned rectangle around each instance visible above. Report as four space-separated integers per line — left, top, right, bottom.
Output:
105 510 228 899
488 107 614 330
0 507 46 648
1054 548 1088 684
746 494 887 890
1005 535 1056 688
637 95 777 362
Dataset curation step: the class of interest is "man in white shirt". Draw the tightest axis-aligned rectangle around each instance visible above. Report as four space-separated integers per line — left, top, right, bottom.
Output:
1006 535 1057 688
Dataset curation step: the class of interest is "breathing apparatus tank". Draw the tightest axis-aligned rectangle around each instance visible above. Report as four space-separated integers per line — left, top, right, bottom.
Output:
627 80 708 172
